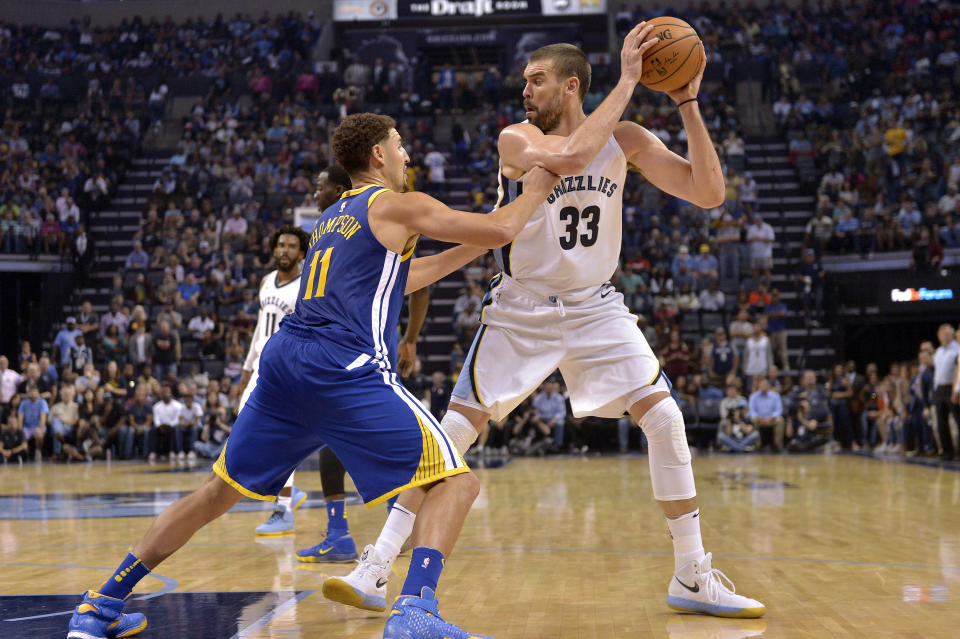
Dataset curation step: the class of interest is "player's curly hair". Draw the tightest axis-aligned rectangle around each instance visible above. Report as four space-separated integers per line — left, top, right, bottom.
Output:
332 113 396 174
270 224 309 255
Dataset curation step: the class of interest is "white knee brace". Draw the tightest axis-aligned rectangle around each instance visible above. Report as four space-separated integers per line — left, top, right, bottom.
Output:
440 410 479 456
638 398 697 501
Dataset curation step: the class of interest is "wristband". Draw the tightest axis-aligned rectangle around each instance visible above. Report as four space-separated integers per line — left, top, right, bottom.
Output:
677 98 698 108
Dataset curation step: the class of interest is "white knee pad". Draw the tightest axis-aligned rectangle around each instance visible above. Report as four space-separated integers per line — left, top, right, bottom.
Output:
638 398 696 501
440 410 479 456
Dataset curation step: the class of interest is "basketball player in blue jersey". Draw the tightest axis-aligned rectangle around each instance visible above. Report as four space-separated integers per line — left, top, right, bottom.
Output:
292 166 430 559
66 112 559 639
337 25 766 620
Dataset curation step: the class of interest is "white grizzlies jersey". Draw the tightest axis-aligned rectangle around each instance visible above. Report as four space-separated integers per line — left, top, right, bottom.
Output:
243 269 301 372
493 134 626 296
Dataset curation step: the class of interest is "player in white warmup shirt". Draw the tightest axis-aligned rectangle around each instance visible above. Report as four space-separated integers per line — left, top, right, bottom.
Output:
326 26 766 619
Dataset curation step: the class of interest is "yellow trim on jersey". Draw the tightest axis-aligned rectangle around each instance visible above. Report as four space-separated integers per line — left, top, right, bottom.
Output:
470 325 488 406
400 239 418 262
339 184 383 200
364 414 469 508
213 443 277 502
367 186 391 207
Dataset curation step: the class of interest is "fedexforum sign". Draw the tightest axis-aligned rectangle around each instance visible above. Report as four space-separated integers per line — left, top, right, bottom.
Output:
890 287 955 302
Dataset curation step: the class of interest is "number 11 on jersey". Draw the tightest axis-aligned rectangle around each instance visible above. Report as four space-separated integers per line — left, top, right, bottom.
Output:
303 247 333 300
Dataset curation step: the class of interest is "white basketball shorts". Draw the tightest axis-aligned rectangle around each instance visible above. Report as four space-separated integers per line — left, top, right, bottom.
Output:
451 274 667 421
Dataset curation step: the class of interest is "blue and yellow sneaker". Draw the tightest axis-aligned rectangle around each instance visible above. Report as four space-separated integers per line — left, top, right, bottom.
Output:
67 590 147 639
296 529 358 563
383 587 494 639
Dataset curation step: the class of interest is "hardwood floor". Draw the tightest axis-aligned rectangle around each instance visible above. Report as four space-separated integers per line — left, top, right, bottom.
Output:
1 454 957 637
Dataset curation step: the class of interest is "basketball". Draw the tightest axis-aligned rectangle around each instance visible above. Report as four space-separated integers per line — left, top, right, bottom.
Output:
639 16 704 93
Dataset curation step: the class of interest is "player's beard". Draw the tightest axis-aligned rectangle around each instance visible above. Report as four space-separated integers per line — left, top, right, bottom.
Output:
276 254 294 273
528 93 564 133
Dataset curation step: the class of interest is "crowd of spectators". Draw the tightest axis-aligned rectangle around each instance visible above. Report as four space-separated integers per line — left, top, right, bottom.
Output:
7 5 959 462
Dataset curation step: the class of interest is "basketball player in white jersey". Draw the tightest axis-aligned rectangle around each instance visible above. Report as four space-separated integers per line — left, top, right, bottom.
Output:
327 24 765 619
241 221 311 535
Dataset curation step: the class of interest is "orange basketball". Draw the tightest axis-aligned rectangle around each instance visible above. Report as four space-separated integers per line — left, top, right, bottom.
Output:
639 16 704 93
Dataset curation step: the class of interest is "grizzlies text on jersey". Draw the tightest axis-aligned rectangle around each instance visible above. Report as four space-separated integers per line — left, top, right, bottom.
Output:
493 134 626 296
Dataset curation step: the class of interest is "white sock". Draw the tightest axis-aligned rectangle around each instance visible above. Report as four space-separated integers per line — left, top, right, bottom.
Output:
277 473 295 511
666 508 705 571
373 503 415 563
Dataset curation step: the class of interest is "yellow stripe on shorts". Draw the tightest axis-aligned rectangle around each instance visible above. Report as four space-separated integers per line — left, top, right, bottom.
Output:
365 414 469 508
213 442 276 502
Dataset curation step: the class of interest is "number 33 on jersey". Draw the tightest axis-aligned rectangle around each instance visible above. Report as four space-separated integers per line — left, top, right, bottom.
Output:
493 135 626 296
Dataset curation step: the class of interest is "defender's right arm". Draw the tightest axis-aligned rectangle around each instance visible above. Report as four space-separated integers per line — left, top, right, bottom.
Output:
375 166 560 249
498 22 656 177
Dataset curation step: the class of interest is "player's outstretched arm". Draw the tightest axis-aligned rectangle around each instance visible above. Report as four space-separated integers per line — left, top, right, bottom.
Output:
405 245 487 294
615 51 725 209
498 22 657 177
374 166 559 249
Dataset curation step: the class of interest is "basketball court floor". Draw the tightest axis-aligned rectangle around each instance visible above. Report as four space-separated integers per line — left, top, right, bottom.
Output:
1 453 957 638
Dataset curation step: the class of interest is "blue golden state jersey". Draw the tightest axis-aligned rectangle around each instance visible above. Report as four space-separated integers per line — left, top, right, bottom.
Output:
283 184 413 367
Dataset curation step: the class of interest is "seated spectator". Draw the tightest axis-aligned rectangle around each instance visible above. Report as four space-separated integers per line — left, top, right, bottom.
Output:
748 377 785 451
151 383 183 460
1 413 30 464
698 282 725 312
662 329 692 381
188 310 216 339
120 385 152 460
691 244 719 289
717 402 758 453
49 384 80 460
176 273 202 307
747 282 772 316
531 380 567 452
75 388 106 461
125 240 149 272
787 399 831 453
194 390 231 459
200 330 225 361
177 392 203 462
18 384 49 460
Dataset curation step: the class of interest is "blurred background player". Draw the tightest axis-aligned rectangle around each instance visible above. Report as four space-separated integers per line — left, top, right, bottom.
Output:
239 221 310 535
330 29 765 620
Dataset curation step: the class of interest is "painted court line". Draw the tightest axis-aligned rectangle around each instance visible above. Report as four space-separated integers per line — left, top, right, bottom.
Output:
0 562 178 622
231 590 315 639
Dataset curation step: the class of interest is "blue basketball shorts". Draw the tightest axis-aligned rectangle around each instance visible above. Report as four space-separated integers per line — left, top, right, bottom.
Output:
213 325 468 507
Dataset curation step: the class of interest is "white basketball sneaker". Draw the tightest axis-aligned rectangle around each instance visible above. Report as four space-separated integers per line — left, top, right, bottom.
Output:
666 553 766 618
322 544 392 612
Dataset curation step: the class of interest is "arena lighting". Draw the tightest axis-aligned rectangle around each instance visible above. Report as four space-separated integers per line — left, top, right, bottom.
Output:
889 287 956 302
